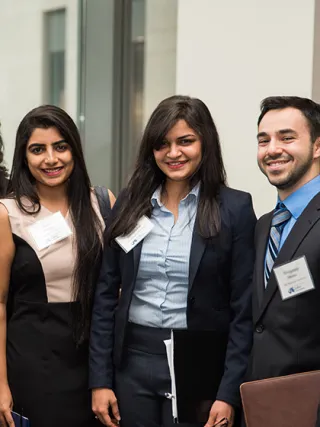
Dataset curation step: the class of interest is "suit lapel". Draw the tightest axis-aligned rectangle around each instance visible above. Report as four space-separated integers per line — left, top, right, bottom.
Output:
252 212 272 321
254 192 320 323
188 194 223 290
189 226 206 290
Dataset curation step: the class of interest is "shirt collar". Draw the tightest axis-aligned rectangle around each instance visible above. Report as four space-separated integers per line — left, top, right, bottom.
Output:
151 182 200 208
277 175 320 220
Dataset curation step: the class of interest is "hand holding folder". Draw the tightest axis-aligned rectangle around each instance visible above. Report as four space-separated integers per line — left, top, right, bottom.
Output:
205 401 234 427
11 411 30 427
213 418 230 427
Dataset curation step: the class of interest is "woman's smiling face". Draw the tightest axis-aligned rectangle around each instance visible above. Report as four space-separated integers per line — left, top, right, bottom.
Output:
153 119 202 183
26 127 74 189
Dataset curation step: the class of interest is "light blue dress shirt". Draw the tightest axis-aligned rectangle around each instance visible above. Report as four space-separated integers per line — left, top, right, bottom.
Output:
278 175 320 249
128 183 200 329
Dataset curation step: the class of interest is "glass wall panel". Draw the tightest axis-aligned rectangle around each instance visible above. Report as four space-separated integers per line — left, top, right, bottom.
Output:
120 0 178 186
78 0 116 189
78 0 177 192
130 0 145 166
0 2 79 170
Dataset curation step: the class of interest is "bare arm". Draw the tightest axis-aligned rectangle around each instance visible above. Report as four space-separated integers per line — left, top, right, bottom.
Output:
0 204 15 425
107 190 116 208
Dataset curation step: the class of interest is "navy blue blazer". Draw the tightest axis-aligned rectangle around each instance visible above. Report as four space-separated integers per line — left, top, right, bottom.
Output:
89 186 256 407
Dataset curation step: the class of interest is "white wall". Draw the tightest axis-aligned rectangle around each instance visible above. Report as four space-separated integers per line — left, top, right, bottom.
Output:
0 0 78 169
1 0 317 210
176 0 316 217
143 0 177 123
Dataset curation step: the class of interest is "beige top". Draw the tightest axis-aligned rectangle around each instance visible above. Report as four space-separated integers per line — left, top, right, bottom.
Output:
0 191 104 303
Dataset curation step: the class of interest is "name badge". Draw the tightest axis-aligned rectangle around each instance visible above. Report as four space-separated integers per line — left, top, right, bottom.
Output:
273 256 315 300
28 211 73 251
115 215 153 253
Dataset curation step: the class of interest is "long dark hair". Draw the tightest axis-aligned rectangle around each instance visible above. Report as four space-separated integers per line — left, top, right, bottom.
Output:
9 105 102 343
0 126 8 196
108 95 227 241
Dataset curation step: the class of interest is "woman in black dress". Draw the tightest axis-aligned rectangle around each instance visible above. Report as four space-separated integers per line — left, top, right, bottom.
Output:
0 105 115 427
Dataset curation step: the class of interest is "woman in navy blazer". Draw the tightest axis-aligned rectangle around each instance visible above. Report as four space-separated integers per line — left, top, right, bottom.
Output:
89 95 256 427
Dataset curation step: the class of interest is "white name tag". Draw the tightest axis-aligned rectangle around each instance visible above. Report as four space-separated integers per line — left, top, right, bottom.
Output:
273 256 315 300
115 215 153 253
28 211 72 251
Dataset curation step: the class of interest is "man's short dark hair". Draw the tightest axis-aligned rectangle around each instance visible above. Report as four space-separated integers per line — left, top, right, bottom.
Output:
258 96 320 142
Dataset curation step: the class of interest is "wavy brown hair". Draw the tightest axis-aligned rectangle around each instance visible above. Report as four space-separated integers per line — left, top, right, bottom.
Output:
108 95 227 242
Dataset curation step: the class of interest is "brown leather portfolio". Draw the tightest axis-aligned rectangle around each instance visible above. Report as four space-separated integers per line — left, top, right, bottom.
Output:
240 370 320 427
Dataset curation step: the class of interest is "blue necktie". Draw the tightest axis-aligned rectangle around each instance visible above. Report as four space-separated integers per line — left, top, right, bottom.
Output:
265 203 291 285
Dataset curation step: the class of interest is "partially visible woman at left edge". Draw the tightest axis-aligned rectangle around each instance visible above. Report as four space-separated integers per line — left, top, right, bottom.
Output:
0 125 8 196
0 105 115 427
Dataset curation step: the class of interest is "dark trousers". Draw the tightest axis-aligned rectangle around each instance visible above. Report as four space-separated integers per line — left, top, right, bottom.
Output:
115 323 203 427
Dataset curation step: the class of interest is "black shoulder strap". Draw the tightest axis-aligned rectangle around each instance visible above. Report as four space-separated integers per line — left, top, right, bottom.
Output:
94 186 111 227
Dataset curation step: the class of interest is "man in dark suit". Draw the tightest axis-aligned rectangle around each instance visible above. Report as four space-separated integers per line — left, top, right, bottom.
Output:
249 96 320 382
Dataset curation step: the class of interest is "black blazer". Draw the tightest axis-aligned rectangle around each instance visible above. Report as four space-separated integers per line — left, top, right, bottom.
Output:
89 186 256 407
249 192 320 381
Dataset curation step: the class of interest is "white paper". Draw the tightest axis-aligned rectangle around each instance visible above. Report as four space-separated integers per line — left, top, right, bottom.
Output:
164 331 177 420
27 211 72 251
273 256 315 300
115 215 154 253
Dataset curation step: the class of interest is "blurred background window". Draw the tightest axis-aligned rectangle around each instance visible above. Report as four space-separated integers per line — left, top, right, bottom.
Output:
0 0 177 193
44 9 66 108
0 0 318 214
79 0 177 192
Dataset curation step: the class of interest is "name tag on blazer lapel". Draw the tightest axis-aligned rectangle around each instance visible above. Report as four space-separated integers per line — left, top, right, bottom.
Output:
115 215 153 253
273 256 315 300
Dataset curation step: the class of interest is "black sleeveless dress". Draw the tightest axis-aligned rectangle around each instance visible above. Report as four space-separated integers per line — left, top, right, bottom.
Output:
2 197 103 427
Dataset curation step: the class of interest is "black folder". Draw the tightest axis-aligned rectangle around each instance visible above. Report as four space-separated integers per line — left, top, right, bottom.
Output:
11 411 30 427
172 329 228 423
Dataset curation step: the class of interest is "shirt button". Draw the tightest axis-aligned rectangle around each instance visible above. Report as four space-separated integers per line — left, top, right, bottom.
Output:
189 296 195 306
255 324 264 333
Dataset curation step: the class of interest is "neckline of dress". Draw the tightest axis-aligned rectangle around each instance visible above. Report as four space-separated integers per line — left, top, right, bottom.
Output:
40 203 70 219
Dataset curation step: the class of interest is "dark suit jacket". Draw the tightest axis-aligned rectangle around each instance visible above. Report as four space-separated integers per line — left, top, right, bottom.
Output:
89 186 256 407
249 191 320 381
